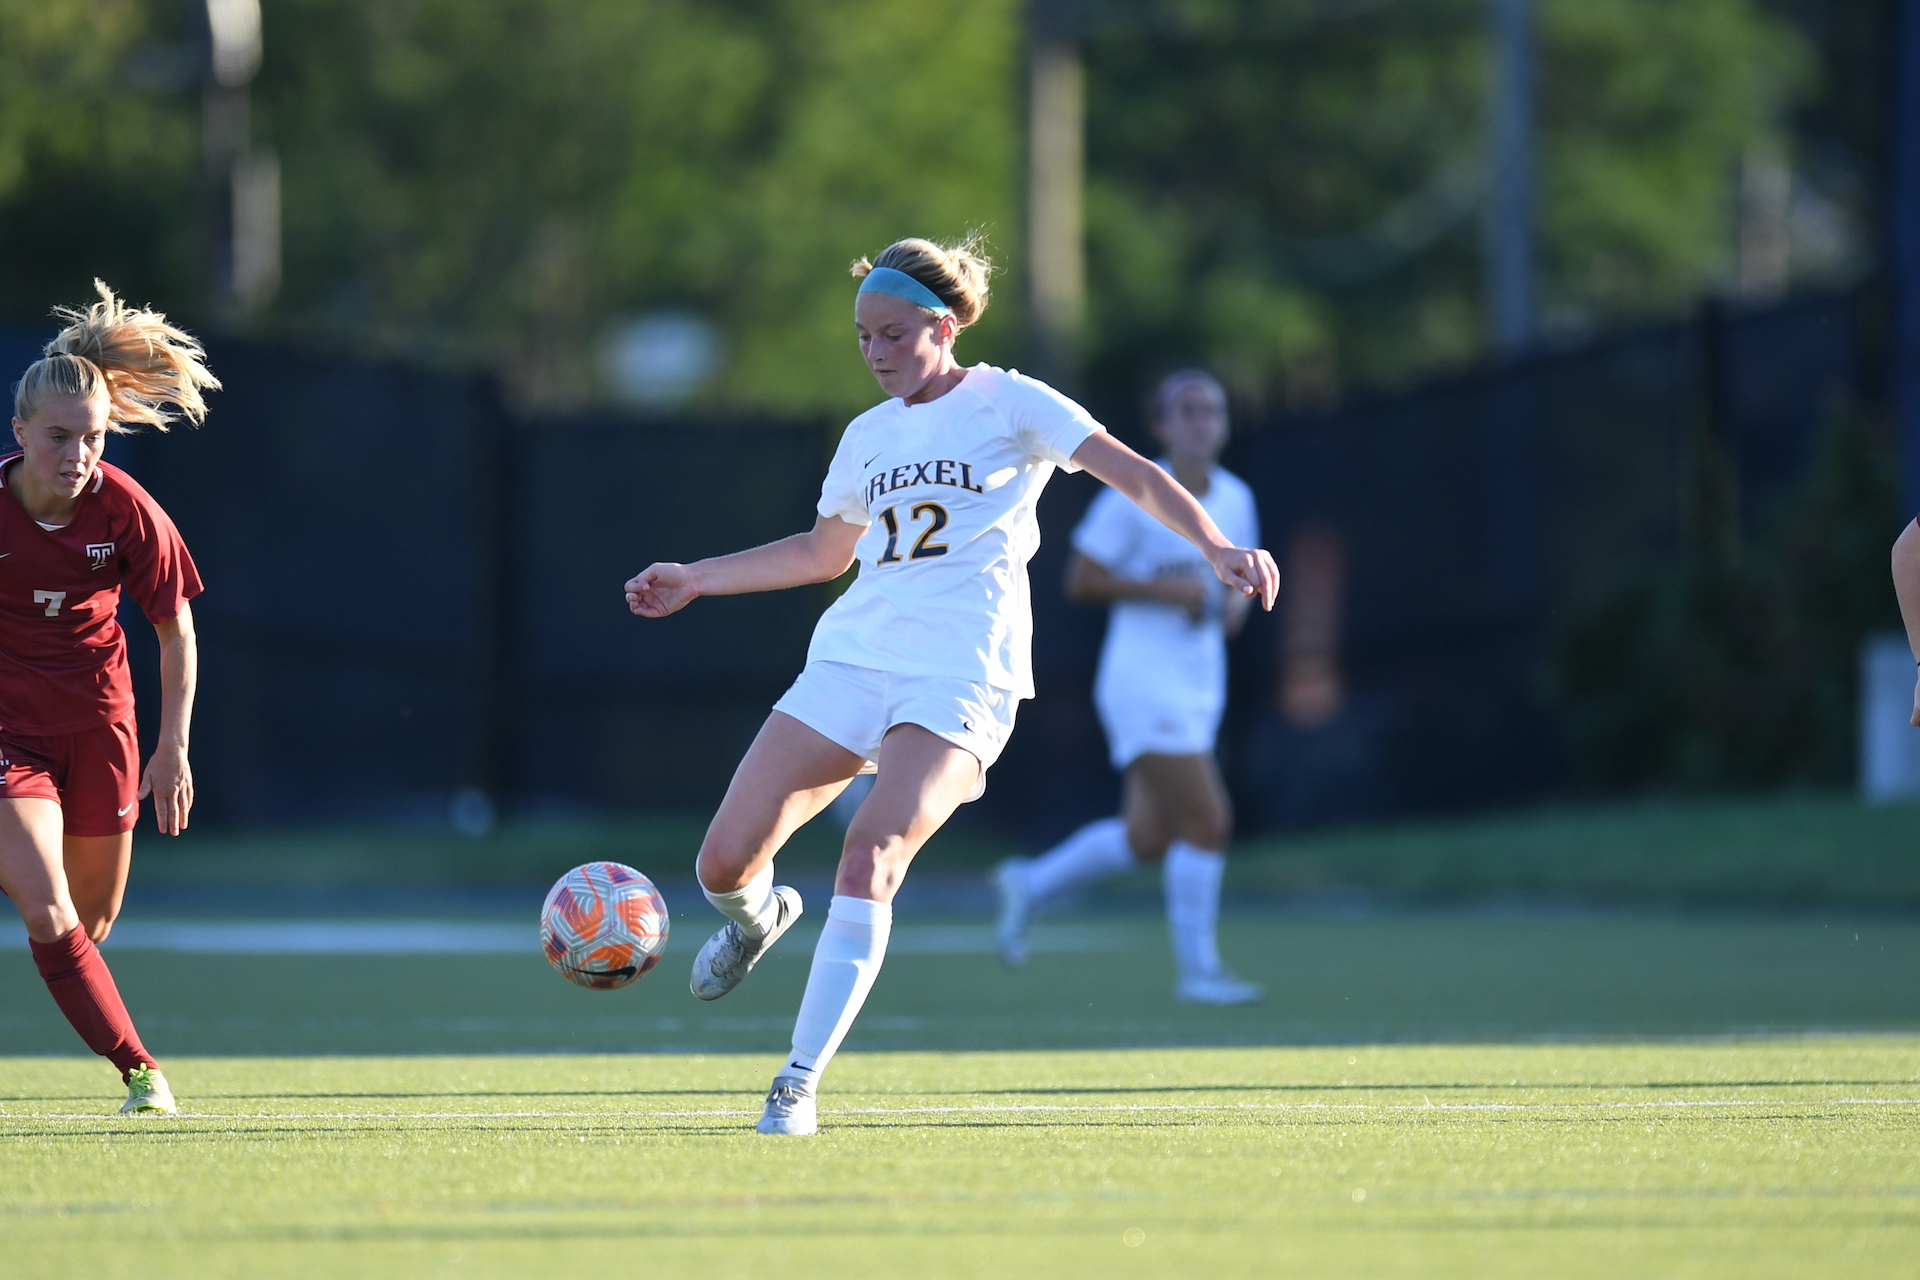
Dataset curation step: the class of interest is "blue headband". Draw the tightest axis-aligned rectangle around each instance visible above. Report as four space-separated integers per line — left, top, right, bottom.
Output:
857 266 952 316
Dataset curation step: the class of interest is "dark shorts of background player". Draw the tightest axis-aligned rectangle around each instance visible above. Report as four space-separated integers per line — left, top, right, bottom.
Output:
0 719 140 836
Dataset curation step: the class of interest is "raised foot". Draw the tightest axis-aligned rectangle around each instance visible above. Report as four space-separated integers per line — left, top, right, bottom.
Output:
690 886 803 1001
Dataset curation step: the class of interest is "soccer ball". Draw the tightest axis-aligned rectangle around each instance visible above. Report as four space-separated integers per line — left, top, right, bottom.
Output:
540 862 669 989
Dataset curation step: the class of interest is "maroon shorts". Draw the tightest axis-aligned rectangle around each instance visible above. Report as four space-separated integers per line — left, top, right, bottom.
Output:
0 719 140 836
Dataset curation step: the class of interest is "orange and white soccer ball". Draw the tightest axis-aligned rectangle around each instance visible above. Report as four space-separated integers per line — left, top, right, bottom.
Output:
540 862 669 989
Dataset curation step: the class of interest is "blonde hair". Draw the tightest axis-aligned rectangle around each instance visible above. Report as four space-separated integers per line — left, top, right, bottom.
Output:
12 280 220 431
850 235 993 329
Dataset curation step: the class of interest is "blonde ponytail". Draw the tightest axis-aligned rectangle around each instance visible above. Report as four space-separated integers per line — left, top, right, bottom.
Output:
850 234 994 329
12 281 220 431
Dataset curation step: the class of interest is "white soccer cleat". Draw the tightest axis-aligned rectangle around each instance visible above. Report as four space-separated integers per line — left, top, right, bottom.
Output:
119 1065 177 1115
690 886 802 1001
756 1076 818 1136
992 857 1032 968
1176 970 1265 1006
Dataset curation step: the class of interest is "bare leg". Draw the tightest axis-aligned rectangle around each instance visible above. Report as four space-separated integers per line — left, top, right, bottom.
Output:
1123 752 1233 859
0 798 81 942
1124 754 1255 999
0 799 158 1076
997 750 1224 966
695 711 866 892
766 724 984 1126
63 833 133 943
835 723 981 902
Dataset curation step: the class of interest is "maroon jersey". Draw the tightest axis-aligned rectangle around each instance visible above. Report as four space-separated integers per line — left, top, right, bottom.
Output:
0 455 202 735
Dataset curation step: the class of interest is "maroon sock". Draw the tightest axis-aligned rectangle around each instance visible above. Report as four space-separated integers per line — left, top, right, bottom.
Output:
29 925 154 1081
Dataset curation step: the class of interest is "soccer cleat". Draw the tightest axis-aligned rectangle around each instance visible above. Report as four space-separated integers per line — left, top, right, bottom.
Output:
119 1065 176 1115
690 886 802 1001
756 1075 818 1136
1175 970 1265 1006
992 857 1032 968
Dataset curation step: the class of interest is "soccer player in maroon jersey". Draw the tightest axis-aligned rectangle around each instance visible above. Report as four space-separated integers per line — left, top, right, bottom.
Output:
1 282 216 1114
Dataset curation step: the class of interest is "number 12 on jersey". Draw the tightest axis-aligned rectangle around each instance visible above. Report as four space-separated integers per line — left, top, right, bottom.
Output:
874 502 950 565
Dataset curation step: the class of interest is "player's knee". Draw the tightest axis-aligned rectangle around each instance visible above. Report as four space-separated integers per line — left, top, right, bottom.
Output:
1182 811 1232 852
21 901 81 945
836 833 908 901
1125 827 1170 863
693 843 754 894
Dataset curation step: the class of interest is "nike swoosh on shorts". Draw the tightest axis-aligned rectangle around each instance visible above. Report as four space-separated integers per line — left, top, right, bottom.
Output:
116 803 134 816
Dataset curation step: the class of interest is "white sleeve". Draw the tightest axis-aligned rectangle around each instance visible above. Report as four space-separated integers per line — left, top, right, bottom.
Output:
1000 369 1102 471
1071 487 1138 573
816 422 872 526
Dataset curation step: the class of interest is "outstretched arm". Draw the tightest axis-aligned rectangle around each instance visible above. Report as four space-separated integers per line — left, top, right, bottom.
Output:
626 514 865 618
1064 551 1210 621
1069 432 1279 610
1894 519 1920 725
140 602 196 835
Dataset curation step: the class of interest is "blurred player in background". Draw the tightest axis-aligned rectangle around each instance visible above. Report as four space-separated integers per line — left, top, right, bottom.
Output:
626 240 1278 1135
994 370 1264 1004
0 283 213 1115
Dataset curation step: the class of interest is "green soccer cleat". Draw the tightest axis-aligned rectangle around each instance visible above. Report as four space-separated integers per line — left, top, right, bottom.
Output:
120 1065 177 1115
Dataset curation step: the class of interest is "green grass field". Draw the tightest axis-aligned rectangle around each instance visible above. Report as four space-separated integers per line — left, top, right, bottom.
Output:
5 907 1920 1276
5 1042 1917 1279
126 790 1920 905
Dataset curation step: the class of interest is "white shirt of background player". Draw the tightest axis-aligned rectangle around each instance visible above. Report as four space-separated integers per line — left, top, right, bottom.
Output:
998 371 1268 1005
1073 457 1260 716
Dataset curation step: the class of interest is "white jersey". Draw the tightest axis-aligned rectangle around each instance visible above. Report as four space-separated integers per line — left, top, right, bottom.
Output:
1073 463 1260 714
808 364 1102 697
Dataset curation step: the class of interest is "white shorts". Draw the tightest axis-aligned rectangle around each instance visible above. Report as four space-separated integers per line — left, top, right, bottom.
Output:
1094 689 1223 771
772 661 1020 802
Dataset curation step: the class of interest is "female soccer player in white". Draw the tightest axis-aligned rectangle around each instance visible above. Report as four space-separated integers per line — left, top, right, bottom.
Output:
0 283 214 1115
992 370 1263 1004
625 239 1278 1135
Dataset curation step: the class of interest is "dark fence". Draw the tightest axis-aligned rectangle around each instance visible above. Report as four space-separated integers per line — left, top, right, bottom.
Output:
1012 290 1873 843
0 288 1874 840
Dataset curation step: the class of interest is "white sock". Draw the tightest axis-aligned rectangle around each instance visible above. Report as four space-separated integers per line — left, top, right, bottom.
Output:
701 863 779 939
1163 841 1226 980
1024 816 1135 908
779 895 892 1091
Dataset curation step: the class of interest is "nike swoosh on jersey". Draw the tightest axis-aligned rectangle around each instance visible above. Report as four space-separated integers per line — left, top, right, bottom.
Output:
116 803 134 816
863 453 881 467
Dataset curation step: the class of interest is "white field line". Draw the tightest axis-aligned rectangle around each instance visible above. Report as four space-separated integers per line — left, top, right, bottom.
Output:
12 1097 1920 1122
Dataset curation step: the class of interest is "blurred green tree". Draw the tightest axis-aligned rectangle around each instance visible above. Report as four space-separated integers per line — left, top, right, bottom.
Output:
0 0 1824 425
255 0 1019 415
0 0 199 324
1079 0 1812 419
